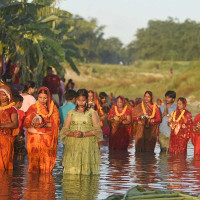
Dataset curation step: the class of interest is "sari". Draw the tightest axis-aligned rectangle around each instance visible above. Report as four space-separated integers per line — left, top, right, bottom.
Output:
132 101 161 152
169 100 192 154
0 85 19 170
192 114 200 155
109 96 131 150
24 87 60 173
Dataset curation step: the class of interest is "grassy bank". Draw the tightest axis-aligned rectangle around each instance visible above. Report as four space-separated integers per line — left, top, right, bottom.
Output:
64 60 200 108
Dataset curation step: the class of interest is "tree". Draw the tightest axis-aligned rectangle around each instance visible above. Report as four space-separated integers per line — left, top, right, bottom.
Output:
0 0 80 83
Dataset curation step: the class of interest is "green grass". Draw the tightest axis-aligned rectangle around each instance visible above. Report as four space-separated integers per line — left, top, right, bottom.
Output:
64 61 200 105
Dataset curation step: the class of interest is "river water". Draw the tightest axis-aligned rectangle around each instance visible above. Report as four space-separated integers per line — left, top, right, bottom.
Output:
0 137 200 200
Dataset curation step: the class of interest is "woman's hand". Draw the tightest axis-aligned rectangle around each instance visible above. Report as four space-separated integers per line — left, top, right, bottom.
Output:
31 122 43 128
73 130 83 138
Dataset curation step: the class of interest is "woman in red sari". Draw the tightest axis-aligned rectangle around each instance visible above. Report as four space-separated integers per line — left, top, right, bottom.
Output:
169 97 192 154
0 85 19 170
24 87 60 173
192 113 200 155
132 91 161 153
109 96 131 150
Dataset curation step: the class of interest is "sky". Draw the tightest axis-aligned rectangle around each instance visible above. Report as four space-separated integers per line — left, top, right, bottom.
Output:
60 0 200 45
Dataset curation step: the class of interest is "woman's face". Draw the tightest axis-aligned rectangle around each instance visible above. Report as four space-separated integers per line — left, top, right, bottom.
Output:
88 92 94 102
38 93 48 105
77 96 87 108
0 91 9 104
177 100 185 110
116 98 124 109
143 93 151 104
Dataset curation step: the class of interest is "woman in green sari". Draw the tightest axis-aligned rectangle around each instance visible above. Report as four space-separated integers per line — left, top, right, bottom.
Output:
60 89 103 175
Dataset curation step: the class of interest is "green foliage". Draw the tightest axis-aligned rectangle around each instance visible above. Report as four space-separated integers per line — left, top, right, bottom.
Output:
128 18 200 61
0 1 80 83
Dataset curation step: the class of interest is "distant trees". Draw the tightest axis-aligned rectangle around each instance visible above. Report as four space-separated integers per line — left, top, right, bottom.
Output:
127 17 200 62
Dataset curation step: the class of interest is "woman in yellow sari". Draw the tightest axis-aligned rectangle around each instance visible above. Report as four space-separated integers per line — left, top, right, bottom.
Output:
24 87 60 173
0 84 19 170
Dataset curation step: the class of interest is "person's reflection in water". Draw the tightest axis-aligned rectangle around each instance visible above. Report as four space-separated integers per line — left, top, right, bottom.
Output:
134 153 157 187
108 151 130 191
158 152 169 186
0 171 13 200
167 153 188 191
25 173 56 200
191 155 200 194
62 174 99 200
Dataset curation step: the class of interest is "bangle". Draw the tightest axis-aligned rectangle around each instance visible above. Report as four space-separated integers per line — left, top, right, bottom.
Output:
82 132 86 137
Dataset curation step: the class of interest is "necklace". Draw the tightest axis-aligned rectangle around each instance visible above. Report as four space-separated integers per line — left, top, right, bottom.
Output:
141 101 156 119
36 100 54 118
172 110 185 122
0 102 15 111
115 105 127 117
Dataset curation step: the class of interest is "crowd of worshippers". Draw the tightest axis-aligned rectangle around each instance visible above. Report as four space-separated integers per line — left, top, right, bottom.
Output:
0 65 200 175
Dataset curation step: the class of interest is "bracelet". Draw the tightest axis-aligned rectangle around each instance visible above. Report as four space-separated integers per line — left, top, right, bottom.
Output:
82 132 86 137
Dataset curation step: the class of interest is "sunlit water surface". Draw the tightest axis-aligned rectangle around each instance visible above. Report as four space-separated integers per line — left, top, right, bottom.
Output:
1 137 200 200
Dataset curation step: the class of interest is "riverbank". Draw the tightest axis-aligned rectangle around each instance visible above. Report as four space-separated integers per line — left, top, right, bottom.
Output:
63 60 200 109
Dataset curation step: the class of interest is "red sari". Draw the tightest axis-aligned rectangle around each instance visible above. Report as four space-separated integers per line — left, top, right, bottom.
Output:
0 86 19 170
24 87 60 173
132 102 161 152
169 109 192 154
192 114 200 155
109 97 131 150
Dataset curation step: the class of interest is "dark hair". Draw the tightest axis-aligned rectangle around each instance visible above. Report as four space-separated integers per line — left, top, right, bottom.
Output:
76 89 88 113
177 97 186 105
165 91 176 99
144 91 153 104
38 89 48 95
129 100 135 107
125 98 129 102
47 67 52 71
102 106 110 114
88 90 94 94
23 81 36 93
13 94 23 103
2 72 12 84
65 90 77 101
65 79 75 92
99 92 108 99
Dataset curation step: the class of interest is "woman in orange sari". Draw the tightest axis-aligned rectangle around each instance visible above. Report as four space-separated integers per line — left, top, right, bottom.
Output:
169 97 192 154
132 91 161 153
24 87 60 173
109 96 131 150
0 85 19 170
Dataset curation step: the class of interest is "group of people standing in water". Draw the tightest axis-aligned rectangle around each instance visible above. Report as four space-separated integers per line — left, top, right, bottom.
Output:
1 77 200 176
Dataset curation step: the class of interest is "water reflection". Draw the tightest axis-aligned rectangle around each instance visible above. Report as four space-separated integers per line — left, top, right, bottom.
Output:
62 174 99 200
1 139 200 199
0 171 13 200
25 173 56 200
134 153 157 186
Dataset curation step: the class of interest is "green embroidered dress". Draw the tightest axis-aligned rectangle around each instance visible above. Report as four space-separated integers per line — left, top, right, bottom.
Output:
60 109 103 175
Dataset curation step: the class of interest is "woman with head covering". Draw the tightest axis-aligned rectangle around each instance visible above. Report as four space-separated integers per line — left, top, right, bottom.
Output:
23 87 60 173
108 96 131 150
60 89 103 175
132 91 161 153
0 85 19 170
169 97 192 154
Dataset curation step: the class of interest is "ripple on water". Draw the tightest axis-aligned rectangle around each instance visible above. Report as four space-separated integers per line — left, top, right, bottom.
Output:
0 138 200 200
